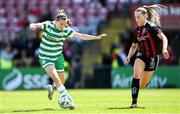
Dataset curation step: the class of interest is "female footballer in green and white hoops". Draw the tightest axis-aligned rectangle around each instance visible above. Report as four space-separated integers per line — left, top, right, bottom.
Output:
29 9 107 109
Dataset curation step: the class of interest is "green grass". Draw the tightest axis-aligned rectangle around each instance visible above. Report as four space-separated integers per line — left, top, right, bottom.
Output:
0 89 180 114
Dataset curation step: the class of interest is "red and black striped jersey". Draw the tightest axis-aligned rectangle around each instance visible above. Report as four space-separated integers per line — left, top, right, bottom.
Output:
133 21 162 57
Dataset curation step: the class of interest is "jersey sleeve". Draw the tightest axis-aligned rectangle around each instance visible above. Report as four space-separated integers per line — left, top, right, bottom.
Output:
152 25 162 35
41 21 50 31
66 27 76 38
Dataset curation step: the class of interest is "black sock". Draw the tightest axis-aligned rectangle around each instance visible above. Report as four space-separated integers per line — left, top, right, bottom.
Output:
131 78 140 104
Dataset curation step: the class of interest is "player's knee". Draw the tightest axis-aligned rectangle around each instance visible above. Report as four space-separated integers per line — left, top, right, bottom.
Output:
133 69 142 79
133 73 140 79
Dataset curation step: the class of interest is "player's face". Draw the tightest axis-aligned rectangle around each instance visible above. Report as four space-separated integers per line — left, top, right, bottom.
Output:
56 13 67 29
57 20 67 29
135 11 146 26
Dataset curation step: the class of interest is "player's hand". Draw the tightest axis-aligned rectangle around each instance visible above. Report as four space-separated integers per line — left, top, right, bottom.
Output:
29 23 37 30
96 34 107 40
126 56 130 64
162 49 169 59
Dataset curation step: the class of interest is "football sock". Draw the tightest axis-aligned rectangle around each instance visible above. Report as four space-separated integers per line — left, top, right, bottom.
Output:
57 85 67 96
131 78 140 104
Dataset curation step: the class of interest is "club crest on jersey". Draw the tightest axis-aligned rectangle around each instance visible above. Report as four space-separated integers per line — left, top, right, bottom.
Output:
151 57 155 62
137 35 148 41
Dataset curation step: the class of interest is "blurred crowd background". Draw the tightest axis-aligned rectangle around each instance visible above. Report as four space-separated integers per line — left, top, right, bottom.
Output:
0 0 179 88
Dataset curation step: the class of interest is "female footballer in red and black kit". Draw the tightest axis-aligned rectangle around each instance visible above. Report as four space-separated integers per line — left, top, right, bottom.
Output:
126 4 169 108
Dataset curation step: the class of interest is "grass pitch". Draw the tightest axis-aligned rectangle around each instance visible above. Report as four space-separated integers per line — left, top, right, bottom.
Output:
0 89 180 114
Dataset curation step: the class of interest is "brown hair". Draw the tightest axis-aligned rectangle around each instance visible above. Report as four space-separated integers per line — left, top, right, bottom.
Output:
136 4 167 27
56 9 72 26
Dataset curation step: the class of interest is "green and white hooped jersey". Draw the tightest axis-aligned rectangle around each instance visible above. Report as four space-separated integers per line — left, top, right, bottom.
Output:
39 21 75 61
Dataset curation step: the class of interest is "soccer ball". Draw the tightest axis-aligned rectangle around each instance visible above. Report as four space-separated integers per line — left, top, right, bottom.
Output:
58 94 75 109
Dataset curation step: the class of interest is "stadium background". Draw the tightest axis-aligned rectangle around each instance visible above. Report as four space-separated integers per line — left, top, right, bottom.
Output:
0 0 179 90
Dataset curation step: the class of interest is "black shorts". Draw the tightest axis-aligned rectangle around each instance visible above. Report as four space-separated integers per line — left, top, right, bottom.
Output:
136 52 160 71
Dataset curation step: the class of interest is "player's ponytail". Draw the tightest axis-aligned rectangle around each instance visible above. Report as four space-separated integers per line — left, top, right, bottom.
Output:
66 19 72 26
58 9 65 14
142 4 167 27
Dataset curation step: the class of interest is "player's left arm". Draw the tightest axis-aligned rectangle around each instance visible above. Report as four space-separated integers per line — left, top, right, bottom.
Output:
157 32 169 59
73 32 107 40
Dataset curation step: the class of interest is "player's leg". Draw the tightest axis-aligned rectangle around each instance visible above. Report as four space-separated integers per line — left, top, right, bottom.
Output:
140 71 155 88
45 56 65 101
57 71 75 109
47 73 64 100
39 59 57 100
55 55 65 84
44 64 68 100
56 56 75 109
44 65 66 93
47 72 64 100
140 55 159 88
39 58 67 96
45 65 75 109
57 72 65 84
130 58 145 108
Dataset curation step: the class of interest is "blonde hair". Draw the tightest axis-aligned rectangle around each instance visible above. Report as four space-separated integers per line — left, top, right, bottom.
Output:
136 4 167 27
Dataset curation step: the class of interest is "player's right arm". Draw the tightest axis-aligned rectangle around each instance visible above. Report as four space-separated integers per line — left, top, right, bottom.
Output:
29 23 43 30
126 43 138 64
